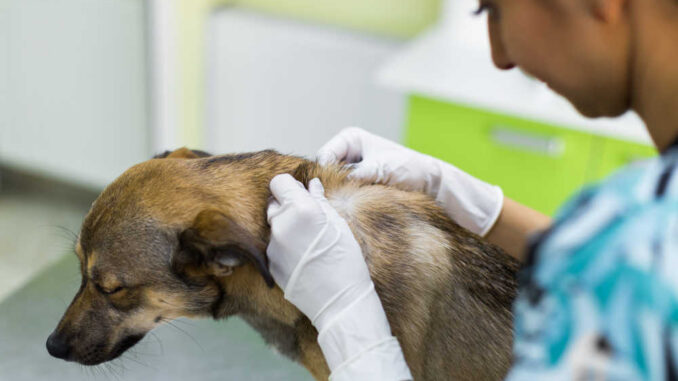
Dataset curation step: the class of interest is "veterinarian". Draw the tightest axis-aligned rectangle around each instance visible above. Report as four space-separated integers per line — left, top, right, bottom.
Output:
267 0 678 379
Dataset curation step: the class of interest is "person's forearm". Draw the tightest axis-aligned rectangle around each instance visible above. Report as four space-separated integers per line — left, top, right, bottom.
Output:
484 197 552 262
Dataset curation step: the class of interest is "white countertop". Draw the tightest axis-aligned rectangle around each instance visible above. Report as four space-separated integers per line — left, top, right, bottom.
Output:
377 24 653 145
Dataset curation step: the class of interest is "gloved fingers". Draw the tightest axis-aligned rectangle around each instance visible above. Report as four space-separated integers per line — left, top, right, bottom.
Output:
308 178 326 200
317 135 350 165
347 162 381 183
317 127 365 165
266 198 284 224
270 174 309 204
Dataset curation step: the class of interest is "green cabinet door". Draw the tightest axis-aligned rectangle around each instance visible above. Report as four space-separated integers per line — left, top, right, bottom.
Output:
405 96 596 216
591 137 657 181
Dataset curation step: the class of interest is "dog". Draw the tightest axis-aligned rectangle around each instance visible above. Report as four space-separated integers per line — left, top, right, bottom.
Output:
46 148 519 380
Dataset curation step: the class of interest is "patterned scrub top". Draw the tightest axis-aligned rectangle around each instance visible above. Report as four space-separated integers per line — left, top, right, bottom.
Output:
508 137 678 381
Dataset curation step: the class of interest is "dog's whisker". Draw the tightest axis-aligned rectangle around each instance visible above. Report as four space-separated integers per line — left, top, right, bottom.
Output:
114 357 130 371
122 351 157 371
52 225 80 254
124 349 162 358
166 317 197 327
83 363 92 378
111 364 125 381
53 224 79 239
111 357 131 380
102 362 117 381
128 338 163 356
92 363 104 380
161 319 205 353
149 331 165 355
78 363 88 378
98 364 108 379
57 296 68 309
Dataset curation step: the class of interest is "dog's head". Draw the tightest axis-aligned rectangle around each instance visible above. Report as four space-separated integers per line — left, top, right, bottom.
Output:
46 148 282 365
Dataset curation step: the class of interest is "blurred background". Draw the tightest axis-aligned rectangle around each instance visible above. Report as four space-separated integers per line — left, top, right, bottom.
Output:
0 0 656 379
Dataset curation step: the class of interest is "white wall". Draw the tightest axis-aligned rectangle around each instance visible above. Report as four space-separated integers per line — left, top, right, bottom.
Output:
206 9 407 158
0 0 150 189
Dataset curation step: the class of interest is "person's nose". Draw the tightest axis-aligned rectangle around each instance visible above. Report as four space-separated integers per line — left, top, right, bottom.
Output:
488 22 516 70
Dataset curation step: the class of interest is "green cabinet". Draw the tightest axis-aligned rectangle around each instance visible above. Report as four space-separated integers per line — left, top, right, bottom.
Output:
405 96 656 216
593 137 657 180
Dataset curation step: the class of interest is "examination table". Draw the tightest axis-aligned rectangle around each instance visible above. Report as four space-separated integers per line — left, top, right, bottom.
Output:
0 254 313 380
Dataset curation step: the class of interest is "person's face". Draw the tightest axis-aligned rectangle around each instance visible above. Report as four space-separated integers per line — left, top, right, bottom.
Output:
480 0 631 117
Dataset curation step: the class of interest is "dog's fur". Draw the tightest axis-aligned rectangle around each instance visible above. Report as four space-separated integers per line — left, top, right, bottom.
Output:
47 148 518 380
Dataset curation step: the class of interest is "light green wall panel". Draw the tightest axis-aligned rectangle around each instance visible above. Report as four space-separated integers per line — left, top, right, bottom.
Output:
172 0 442 148
232 0 443 38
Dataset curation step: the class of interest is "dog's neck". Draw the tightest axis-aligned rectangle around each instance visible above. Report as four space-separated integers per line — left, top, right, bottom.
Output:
194 155 341 376
195 155 315 324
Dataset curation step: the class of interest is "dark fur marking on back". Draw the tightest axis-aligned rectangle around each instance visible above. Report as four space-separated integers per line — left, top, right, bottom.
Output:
291 161 316 186
200 150 278 168
153 149 212 159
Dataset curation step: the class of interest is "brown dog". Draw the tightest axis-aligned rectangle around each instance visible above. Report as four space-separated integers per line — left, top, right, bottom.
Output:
46 148 518 380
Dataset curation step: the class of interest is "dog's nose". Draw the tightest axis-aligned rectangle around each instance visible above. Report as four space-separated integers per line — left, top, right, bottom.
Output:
46 332 71 360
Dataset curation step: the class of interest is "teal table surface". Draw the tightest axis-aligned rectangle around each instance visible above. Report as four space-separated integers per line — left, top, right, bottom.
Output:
0 254 313 381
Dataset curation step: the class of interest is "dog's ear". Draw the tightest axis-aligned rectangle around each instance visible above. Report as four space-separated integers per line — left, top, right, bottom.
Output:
172 209 274 288
154 147 212 159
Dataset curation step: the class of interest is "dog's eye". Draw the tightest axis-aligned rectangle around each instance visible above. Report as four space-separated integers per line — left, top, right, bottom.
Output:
96 284 124 295
106 287 124 295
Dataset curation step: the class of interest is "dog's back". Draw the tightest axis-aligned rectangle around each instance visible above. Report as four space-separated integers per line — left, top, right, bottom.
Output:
295 162 518 380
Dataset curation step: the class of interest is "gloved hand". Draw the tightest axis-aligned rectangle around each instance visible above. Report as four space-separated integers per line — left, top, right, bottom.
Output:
317 127 504 236
267 174 412 381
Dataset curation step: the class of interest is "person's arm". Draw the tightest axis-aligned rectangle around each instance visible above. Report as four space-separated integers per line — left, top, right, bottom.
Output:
485 196 552 262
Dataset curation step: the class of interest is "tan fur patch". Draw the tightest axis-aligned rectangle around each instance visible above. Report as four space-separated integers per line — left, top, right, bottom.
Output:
86 251 97 277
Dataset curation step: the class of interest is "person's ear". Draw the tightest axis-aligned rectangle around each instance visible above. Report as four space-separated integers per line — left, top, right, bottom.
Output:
154 147 212 159
171 209 274 288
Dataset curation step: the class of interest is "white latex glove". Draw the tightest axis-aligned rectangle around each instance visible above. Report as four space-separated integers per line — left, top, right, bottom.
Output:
267 174 412 381
317 127 504 236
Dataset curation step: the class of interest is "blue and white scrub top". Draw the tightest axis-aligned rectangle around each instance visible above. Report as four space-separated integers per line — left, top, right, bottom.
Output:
508 136 678 380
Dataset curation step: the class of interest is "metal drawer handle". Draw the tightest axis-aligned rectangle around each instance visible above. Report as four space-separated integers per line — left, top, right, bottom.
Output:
490 126 565 157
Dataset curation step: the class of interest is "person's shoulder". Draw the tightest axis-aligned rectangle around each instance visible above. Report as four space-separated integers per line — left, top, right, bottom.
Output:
540 152 678 260
525 152 677 290
564 149 678 214
610 149 677 198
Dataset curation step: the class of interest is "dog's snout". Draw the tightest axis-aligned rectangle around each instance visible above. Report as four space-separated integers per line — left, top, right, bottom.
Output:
46 332 71 360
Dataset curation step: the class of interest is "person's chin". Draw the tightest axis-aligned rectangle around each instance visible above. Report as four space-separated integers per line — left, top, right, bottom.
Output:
546 83 593 116
564 91 629 119
576 101 629 119
546 80 631 118
573 103 605 118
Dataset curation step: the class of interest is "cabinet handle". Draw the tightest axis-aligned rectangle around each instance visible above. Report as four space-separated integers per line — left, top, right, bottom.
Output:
490 126 565 157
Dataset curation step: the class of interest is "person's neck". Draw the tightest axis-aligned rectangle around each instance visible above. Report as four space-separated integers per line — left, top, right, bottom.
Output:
629 0 678 152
